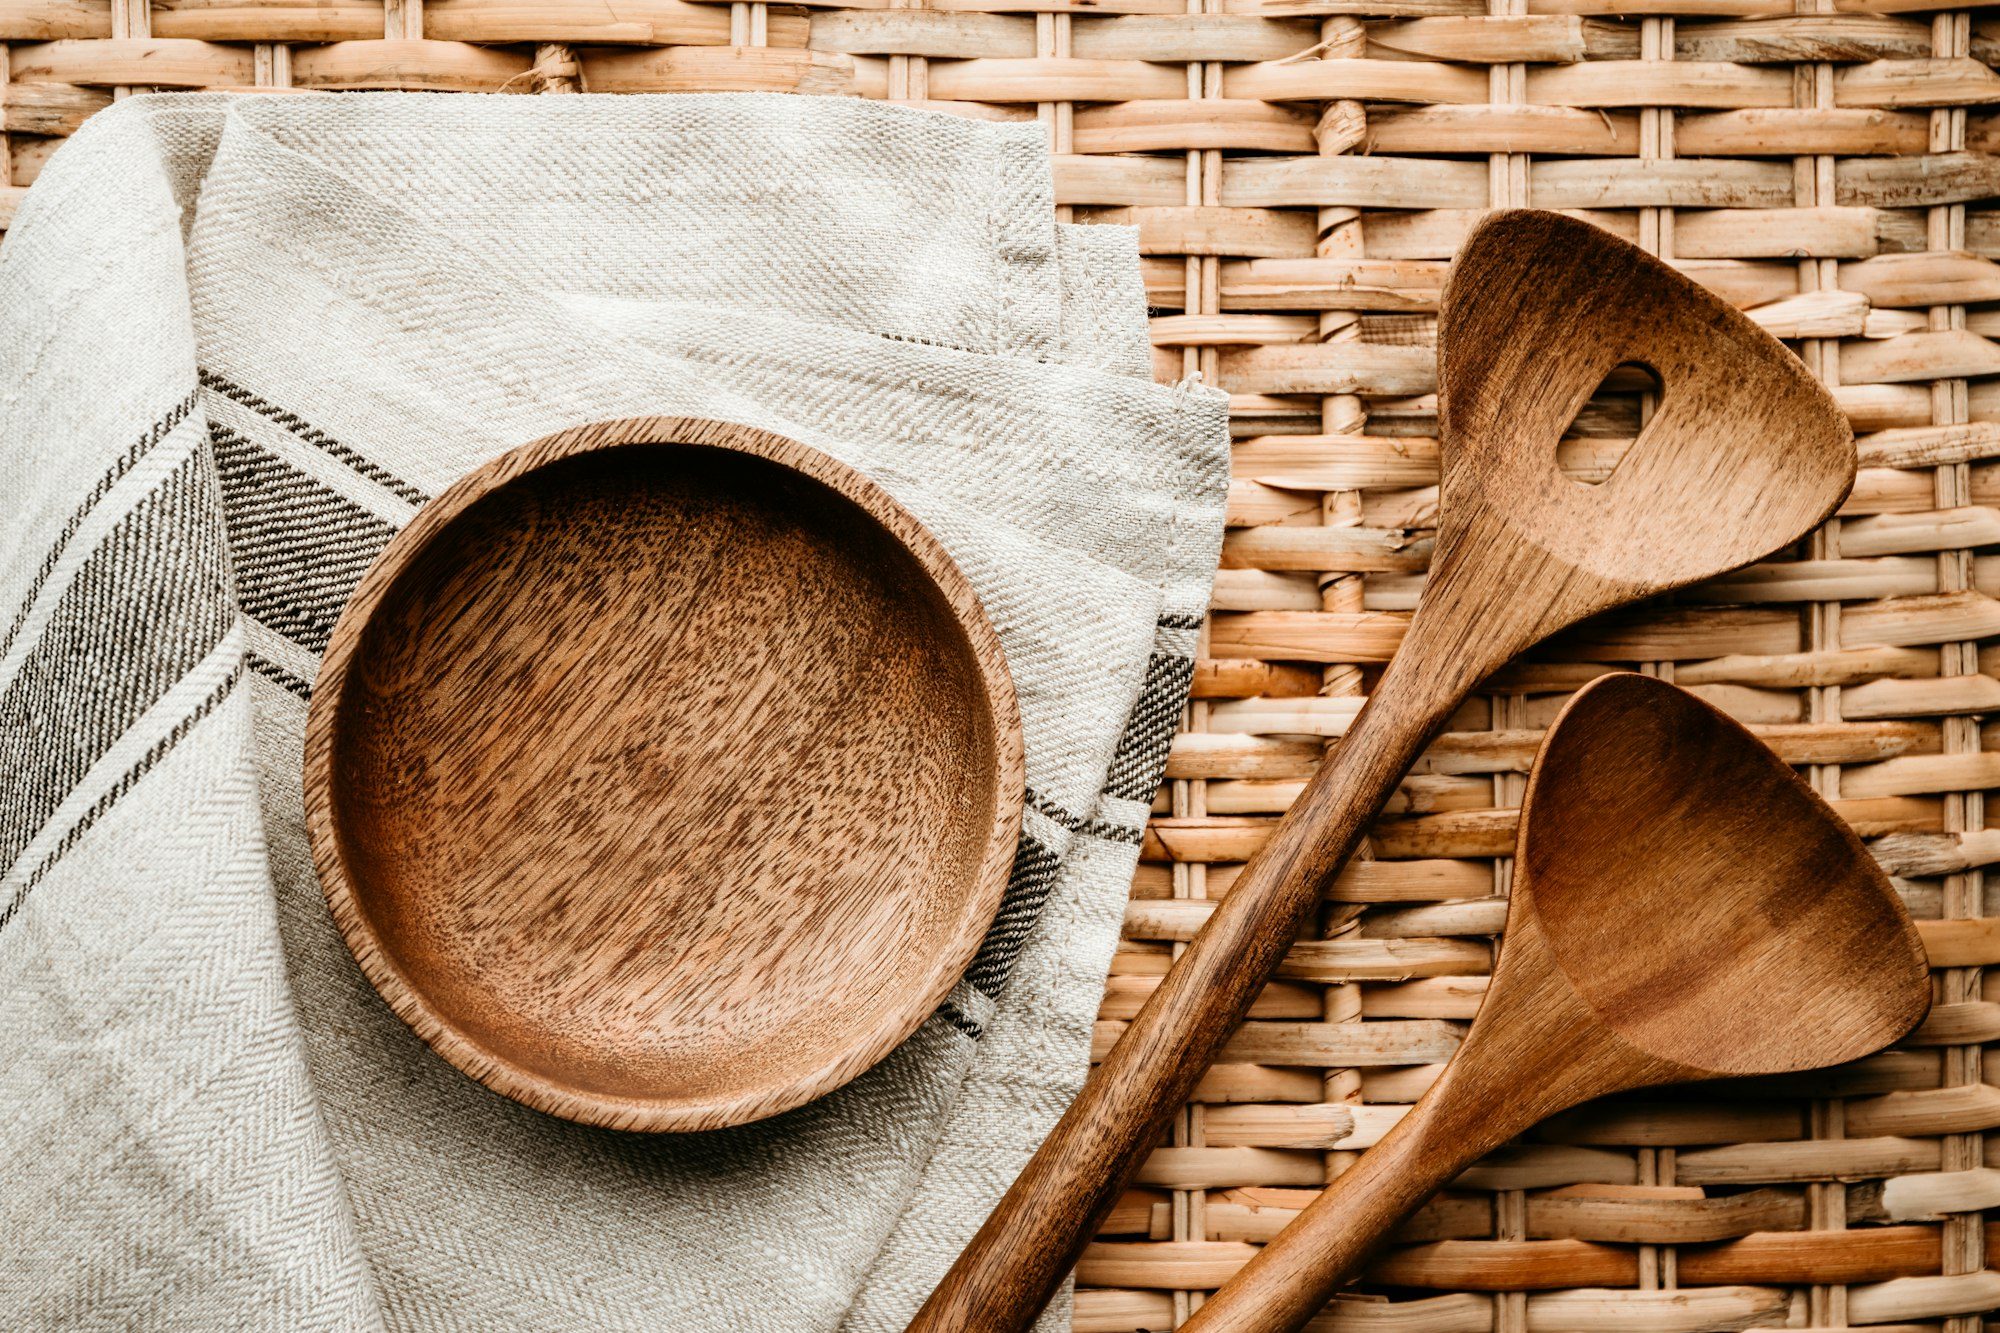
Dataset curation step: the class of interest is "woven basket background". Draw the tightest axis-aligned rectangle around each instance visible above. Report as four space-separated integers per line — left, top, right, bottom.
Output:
6 3 1999 1329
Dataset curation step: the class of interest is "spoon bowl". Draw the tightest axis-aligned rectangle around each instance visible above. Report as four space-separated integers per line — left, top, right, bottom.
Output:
1186 672 1931 1332
1521 673 1930 1076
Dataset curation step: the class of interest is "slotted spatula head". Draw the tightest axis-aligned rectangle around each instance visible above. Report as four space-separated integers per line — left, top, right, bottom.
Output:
1427 211 1855 653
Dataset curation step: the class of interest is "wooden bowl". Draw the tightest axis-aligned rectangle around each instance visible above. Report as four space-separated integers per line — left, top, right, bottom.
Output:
304 418 1024 1132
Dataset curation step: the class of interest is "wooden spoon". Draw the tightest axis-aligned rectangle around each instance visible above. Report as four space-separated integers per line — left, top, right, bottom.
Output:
1184 671 1932 1332
306 417 1023 1132
910 209 1856 1330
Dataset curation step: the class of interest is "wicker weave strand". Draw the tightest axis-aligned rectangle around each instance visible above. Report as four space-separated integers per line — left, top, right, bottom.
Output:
5 2 1999 1329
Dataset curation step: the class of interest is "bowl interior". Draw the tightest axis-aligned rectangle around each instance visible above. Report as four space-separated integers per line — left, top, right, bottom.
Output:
319 435 1016 1127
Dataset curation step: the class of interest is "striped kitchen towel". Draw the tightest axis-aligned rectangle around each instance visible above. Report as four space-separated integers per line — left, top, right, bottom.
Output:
0 93 1228 1331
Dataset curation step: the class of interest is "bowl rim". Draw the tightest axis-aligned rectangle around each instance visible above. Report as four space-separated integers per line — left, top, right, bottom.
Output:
302 415 1025 1133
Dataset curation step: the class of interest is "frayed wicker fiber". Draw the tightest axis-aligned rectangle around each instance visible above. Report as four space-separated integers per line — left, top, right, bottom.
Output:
5 3 1997 1330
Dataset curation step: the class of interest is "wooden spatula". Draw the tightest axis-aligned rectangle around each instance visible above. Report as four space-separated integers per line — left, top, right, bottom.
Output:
1183 671 1931 1332
910 209 1858 1332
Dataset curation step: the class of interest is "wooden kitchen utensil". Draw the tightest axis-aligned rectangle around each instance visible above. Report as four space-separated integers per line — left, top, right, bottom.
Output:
912 209 1857 1330
304 417 1023 1133
1184 671 1932 1332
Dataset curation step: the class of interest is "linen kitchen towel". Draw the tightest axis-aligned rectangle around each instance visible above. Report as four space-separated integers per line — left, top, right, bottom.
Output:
0 93 1229 1332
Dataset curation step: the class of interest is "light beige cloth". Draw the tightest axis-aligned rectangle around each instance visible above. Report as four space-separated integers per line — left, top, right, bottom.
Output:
0 92 1228 1331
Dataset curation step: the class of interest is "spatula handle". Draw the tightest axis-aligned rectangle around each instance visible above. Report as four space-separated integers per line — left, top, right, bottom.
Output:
909 640 1471 1333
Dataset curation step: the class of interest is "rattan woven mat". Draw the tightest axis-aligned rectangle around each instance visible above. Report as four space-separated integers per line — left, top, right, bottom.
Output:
6 4 1998 1329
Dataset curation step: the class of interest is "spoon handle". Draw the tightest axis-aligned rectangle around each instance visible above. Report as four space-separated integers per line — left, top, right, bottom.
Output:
909 630 1478 1333
1184 1076 1514 1333
1181 946 1588 1333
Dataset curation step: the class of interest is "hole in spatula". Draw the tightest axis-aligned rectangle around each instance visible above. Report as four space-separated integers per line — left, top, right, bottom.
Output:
1559 361 1664 488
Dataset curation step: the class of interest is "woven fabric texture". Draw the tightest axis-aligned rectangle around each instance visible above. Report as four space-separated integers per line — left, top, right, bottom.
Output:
0 91 1229 1330
2 4 2000 1332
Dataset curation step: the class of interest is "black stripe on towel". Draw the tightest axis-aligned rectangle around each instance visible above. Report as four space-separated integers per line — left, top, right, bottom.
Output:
962 832 1065 1002
0 666 242 933
1025 791 1143 847
199 369 430 507
1101 651 1195 804
208 422 397 654
935 999 984 1041
0 390 199 666
0 450 233 875
247 652 314 701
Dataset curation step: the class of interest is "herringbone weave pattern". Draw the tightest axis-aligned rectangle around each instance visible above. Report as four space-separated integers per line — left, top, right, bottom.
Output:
0 91 1228 1330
